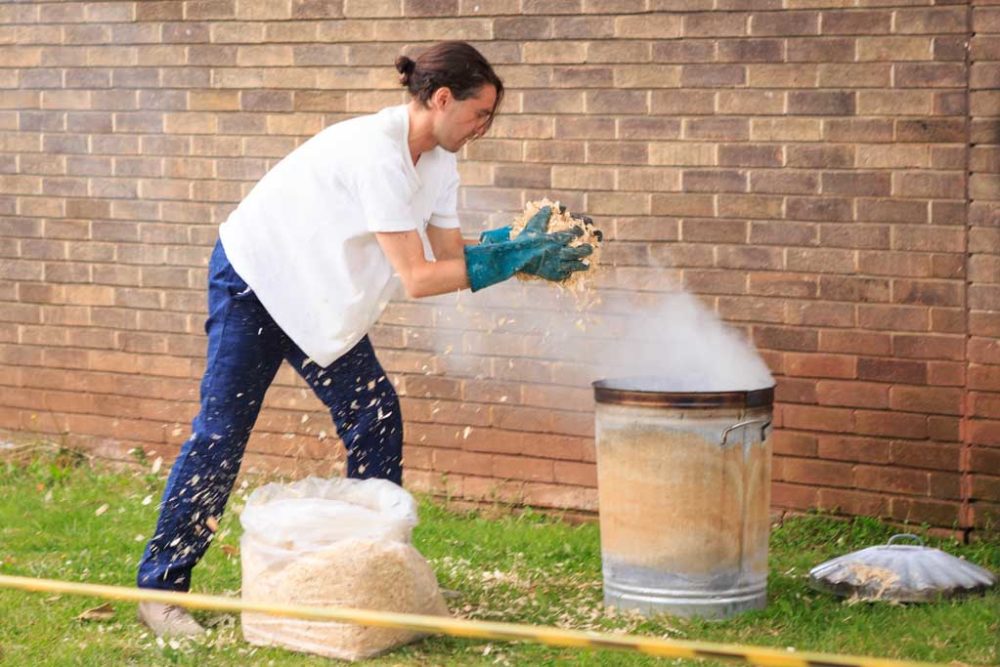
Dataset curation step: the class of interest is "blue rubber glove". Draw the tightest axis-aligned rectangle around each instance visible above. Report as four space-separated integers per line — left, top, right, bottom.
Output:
465 207 591 292
514 206 594 280
479 207 602 245
477 205 556 245
478 226 511 245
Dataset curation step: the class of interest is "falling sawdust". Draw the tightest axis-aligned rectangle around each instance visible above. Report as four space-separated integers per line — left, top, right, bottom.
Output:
508 199 603 310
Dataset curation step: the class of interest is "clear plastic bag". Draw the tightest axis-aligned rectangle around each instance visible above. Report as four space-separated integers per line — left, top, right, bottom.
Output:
239 476 448 661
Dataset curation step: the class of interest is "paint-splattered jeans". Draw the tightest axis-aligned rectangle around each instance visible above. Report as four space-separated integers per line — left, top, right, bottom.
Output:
136 239 403 592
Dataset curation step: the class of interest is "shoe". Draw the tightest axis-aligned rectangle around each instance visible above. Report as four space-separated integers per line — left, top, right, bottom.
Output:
137 601 207 638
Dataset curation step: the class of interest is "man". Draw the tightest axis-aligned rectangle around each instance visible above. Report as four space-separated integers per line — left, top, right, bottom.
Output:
136 40 593 637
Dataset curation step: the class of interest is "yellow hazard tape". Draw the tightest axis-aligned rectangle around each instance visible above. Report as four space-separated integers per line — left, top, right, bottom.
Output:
0 574 941 667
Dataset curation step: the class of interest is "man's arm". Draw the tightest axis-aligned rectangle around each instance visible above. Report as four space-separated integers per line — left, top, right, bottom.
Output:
426 225 475 260
375 230 470 298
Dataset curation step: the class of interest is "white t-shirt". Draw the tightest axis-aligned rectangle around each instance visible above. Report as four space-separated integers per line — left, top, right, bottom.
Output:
219 104 461 367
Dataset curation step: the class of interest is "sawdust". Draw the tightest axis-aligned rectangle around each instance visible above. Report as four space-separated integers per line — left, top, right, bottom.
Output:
595 417 771 576
508 199 603 309
241 537 449 661
843 563 900 602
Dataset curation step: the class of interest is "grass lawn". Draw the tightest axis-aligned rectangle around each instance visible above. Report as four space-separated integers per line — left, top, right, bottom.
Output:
0 449 997 666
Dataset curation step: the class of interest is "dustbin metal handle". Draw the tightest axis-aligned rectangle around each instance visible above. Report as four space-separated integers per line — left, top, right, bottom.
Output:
721 417 772 447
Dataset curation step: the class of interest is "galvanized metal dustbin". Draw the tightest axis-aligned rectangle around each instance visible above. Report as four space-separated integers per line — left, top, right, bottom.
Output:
592 377 775 619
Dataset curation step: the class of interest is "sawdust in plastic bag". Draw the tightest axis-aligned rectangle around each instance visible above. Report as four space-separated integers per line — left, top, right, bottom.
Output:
241 536 449 661
239 477 449 661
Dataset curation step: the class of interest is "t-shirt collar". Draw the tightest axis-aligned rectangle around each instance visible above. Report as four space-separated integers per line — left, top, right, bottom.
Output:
397 104 421 183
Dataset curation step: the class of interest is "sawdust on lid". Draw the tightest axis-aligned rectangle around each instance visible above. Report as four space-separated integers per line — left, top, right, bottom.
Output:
844 563 900 601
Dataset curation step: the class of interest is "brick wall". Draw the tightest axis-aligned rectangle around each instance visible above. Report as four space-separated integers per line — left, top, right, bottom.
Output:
969 1 1000 532
0 1 996 535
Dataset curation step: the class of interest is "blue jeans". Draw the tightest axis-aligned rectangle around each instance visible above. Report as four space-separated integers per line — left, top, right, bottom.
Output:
137 239 403 591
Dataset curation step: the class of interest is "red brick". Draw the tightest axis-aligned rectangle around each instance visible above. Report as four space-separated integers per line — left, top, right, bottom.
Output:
971 393 1000 420
889 498 960 527
858 305 929 332
785 353 856 379
890 441 960 472
969 421 1000 447
774 376 818 404
821 10 891 35
786 197 853 222
750 171 818 195
682 269 747 295
771 481 820 511
681 65 746 88
854 465 929 496
892 334 965 361
521 483 597 512
406 423 465 450
816 381 889 409
968 338 1000 365
896 119 966 143
683 170 747 192
787 301 856 327
492 455 554 483
783 405 854 433
927 474 964 504
819 330 892 356
818 435 891 464
684 12 747 37
928 416 961 442
771 430 818 457
787 145 854 169
895 8 967 35
788 91 855 116
432 449 493 476
787 247 855 273
969 365 1000 393
858 358 928 384
970 447 1000 477
553 461 596 487
787 37 855 62
930 308 965 335
749 273 818 298
889 386 963 416
820 224 890 251
927 360 966 387
823 172 891 197
824 119 893 142
781 457 854 487
718 39 784 63
751 11 818 36
817 488 889 517
855 411 927 439
754 326 818 352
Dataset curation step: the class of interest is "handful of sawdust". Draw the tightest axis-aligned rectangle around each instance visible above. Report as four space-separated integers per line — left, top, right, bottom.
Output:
509 198 603 308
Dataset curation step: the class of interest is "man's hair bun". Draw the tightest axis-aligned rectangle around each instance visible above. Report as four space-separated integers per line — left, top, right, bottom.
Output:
395 55 416 83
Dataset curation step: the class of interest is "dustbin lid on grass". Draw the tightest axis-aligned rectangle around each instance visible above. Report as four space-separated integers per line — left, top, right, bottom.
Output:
808 533 996 603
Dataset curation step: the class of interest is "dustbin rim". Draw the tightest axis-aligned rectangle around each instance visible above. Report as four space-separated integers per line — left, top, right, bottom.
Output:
593 377 775 409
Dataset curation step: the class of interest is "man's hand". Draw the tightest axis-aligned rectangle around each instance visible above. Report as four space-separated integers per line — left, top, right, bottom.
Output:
477 205 559 245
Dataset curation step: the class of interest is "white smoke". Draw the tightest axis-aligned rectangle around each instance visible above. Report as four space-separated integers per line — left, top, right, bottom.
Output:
418 277 774 394
585 290 775 392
